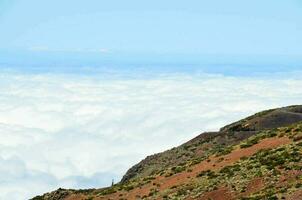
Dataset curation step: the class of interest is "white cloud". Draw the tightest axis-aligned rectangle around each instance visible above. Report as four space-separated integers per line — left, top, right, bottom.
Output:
28 46 50 52
28 46 110 53
0 71 301 199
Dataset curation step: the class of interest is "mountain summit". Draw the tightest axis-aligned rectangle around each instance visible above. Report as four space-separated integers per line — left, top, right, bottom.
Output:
33 105 302 200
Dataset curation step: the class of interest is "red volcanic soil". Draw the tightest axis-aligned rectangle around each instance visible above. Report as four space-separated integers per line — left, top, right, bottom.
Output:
288 190 302 200
200 187 234 200
244 177 264 195
72 136 291 200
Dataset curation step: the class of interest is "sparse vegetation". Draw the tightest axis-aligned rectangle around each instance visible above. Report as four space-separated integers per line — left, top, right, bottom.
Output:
31 106 302 200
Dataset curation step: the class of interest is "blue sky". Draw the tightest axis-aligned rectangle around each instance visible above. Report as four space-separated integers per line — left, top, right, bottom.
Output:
1 0 302 75
1 1 302 200
1 0 302 58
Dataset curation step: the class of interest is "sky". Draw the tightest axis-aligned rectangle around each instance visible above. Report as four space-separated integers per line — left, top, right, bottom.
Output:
1 0 302 56
0 0 302 199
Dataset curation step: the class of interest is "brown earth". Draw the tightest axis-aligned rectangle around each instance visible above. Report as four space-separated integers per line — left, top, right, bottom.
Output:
68 136 291 200
32 105 302 200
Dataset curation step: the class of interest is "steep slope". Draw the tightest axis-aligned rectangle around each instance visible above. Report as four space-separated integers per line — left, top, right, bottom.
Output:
121 105 302 183
32 105 302 200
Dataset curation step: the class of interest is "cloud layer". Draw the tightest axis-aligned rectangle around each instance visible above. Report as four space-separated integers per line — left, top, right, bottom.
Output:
0 71 301 199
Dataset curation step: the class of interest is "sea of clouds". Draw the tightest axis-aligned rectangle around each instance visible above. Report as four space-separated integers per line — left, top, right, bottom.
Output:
0 69 302 199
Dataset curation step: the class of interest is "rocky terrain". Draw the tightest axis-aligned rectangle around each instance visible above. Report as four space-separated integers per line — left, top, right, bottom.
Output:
32 105 302 200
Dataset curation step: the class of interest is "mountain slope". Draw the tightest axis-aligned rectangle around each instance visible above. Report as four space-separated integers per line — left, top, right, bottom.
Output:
121 105 302 183
32 105 302 200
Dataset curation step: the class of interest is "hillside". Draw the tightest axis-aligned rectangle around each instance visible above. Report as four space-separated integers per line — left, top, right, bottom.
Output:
32 105 302 200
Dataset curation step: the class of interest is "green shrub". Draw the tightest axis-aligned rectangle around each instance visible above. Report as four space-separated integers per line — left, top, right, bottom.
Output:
99 187 116 195
220 164 241 177
240 138 259 148
171 166 186 174
197 170 217 178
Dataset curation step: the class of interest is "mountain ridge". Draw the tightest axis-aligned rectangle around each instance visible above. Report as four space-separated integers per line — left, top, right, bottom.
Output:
121 105 302 183
32 105 302 200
